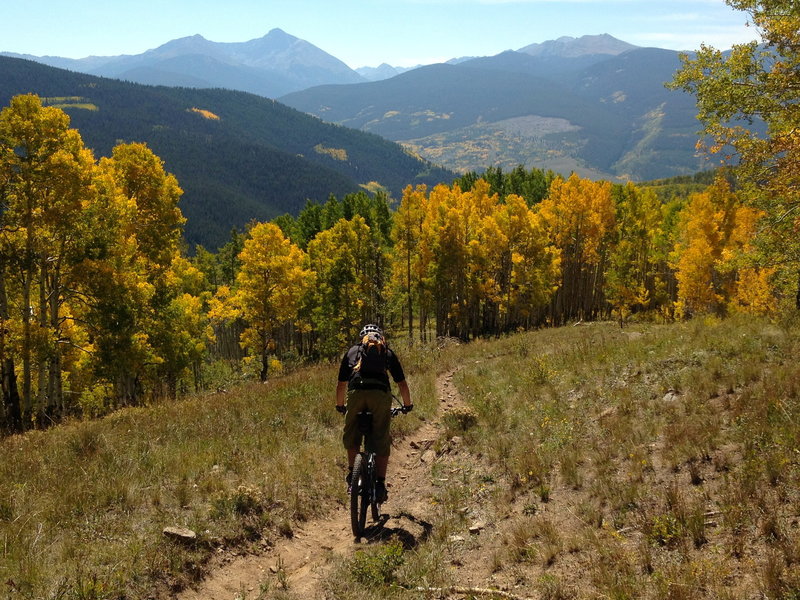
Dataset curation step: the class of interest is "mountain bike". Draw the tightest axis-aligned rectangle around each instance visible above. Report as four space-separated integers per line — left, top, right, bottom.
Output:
349 401 406 540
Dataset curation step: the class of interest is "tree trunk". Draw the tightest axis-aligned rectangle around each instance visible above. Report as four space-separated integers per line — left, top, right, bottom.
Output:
796 270 800 310
21 273 32 422
48 254 65 417
260 349 269 382
0 268 22 432
116 372 140 407
22 188 34 422
38 265 48 422
406 247 413 342
259 328 269 382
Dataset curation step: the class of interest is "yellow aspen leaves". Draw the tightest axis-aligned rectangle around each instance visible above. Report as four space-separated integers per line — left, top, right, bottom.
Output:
672 177 774 317
538 174 615 323
234 222 313 381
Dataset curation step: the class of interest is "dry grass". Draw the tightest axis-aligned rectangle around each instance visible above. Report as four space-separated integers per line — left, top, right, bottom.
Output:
3 314 800 599
324 313 800 599
0 344 438 599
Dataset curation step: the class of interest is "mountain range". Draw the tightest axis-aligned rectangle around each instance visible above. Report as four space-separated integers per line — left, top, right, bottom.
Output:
0 56 452 250
4 32 709 181
281 38 708 181
2 29 365 98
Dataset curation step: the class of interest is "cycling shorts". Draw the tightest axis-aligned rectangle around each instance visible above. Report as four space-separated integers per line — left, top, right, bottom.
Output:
342 387 392 456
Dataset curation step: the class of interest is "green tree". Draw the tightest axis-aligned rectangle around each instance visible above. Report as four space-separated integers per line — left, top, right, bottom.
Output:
670 0 800 306
455 166 555 206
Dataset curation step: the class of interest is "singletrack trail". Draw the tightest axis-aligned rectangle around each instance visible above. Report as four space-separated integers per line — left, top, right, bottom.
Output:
176 368 463 599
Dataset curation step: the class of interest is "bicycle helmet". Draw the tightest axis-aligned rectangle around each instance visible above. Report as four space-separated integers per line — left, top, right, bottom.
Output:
359 323 383 338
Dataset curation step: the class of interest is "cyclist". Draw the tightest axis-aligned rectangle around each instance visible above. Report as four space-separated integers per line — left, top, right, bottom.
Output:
336 324 412 503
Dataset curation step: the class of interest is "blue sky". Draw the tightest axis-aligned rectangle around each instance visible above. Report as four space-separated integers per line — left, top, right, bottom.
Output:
2 0 757 68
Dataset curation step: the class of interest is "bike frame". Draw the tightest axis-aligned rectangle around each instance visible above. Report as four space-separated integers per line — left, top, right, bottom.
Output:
349 400 403 539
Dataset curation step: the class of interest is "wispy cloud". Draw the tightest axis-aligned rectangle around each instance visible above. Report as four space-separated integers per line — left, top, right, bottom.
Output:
627 27 758 51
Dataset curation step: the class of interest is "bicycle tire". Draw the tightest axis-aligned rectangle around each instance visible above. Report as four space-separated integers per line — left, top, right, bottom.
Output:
371 493 380 522
367 454 379 523
350 453 368 537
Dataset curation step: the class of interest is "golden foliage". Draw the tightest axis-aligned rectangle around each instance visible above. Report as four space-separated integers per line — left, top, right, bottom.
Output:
188 107 221 120
671 177 774 317
313 143 348 161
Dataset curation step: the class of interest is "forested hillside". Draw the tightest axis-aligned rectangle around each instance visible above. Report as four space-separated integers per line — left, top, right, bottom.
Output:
0 93 788 436
280 48 709 180
0 56 453 249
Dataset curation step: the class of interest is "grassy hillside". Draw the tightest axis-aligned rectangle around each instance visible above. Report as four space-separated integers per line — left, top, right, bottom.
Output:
0 56 453 250
2 315 798 598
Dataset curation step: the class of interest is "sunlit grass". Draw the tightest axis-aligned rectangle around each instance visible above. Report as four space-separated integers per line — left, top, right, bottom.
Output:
324 314 800 599
0 357 433 598
3 314 800 598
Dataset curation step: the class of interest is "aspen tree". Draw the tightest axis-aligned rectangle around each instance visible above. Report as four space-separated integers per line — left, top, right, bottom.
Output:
671 176 773 317
389 185 427 340
307 216 378 356
607 183 667 321
538 174 615 324
235 222 313 381
671 0 800 306
0 95 95 423
492 194 560 329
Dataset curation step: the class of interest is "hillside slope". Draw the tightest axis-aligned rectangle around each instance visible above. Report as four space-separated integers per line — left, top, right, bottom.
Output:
2 317 797 599
0 56 453 249
281 48 709 180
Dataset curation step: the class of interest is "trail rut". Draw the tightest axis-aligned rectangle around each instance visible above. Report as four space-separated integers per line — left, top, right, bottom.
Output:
176 368 463 599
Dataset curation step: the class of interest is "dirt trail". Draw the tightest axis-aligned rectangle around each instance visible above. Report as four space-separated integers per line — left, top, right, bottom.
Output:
177 369 463 600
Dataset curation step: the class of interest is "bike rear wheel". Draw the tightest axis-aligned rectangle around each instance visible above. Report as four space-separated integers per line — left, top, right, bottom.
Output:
350 453 369 537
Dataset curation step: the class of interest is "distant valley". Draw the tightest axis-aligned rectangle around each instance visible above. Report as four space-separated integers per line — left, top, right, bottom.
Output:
281 36 710 181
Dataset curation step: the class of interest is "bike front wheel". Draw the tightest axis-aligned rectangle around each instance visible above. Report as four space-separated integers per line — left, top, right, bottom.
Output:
371 487 380 522
350 453 369 538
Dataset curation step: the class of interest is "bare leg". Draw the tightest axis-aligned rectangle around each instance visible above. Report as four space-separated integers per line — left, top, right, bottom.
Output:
347 447 358 469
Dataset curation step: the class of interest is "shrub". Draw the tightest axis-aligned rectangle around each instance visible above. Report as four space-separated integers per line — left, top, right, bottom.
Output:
348 539 405 587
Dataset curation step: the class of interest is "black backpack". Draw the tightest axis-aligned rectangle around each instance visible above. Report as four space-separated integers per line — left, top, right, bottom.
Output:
354 332 388 377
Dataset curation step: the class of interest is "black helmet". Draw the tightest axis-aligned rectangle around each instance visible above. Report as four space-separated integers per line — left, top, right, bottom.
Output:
359 323 383 338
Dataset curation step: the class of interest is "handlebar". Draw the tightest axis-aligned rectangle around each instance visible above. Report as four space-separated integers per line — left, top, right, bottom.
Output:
337 395 412 416
391 393 413 415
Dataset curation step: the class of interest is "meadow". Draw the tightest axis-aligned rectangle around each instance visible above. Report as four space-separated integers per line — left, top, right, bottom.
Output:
2 314 799 599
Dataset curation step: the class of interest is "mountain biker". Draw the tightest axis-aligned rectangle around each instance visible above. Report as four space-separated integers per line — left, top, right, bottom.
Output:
336 324 412 503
